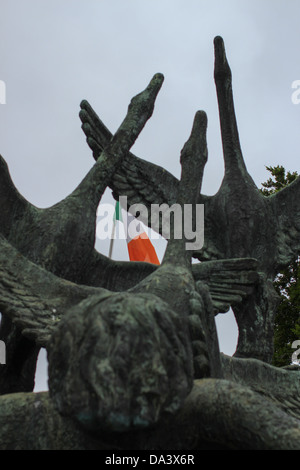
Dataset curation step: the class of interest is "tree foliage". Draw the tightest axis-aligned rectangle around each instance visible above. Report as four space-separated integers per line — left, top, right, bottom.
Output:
261 165 300 366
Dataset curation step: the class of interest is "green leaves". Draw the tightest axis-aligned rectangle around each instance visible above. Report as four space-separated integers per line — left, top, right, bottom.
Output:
260 165 298 196
261 166 300 366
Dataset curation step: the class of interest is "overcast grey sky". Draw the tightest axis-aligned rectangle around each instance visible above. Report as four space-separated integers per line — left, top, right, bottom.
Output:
1 0 300 390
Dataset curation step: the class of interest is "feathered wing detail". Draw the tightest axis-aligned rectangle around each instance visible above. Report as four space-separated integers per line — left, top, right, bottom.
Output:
79 100 113 161
0 235 109 347
269 176 300 271
192 258 259 313
80 99 181 230
111 153 179 212
84 247 259 314
0 237 259 349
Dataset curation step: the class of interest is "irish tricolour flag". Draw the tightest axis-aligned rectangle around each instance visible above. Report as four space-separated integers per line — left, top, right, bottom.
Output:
109 202 160 265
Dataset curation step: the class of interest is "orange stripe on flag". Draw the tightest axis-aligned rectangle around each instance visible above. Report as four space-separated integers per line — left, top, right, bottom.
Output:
125 210 160 265
127 234 160 265
110 202 160 265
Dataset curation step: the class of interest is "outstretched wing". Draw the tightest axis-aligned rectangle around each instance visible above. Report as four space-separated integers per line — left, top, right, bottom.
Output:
79 100 214 235
79 100 179 228
269 176 300 271
192 258 259 313
0 235 108 347
83 248 259 314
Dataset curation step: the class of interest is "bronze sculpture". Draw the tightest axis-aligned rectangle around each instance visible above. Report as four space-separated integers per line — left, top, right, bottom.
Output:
0 37 299 450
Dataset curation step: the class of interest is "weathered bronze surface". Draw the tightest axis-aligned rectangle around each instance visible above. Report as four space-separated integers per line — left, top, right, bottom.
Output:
0 37 299 450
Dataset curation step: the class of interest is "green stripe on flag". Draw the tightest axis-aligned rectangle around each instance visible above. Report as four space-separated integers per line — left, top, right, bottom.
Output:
113 201 123 222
